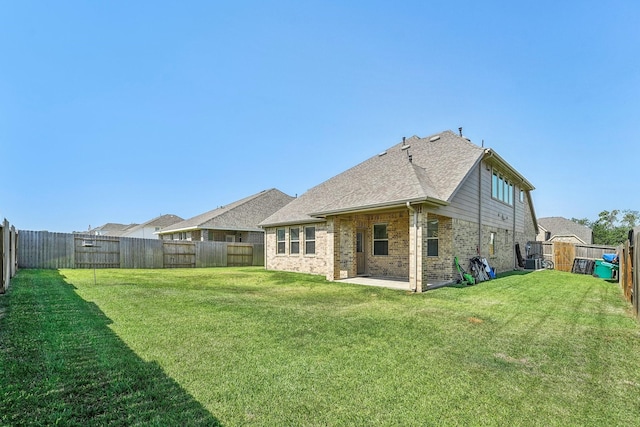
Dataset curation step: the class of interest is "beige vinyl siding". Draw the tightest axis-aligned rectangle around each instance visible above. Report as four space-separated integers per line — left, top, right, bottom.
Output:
431 161 528 233
435 162 481 223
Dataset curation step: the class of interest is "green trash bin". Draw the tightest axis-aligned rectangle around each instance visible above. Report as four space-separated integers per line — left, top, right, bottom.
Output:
594 259 613 279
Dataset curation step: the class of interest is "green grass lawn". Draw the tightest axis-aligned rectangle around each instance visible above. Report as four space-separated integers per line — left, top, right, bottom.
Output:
2 268 640 426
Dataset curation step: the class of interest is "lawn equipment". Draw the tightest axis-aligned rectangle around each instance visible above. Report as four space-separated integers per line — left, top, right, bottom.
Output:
454 256 475 285
469 256 490 282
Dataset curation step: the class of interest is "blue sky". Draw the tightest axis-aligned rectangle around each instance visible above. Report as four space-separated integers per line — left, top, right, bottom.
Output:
2 1 638 232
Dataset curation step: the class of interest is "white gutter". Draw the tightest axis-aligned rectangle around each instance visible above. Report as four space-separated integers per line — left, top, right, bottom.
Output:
406 202 418 292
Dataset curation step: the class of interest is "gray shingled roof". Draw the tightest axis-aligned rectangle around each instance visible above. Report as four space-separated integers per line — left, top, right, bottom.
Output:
160 188 294 233
87 223 138 236
261 130 490 227
121 214 184 235
538 217 593 244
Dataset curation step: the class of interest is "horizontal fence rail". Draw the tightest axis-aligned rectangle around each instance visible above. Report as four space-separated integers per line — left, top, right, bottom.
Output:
17 231 264 269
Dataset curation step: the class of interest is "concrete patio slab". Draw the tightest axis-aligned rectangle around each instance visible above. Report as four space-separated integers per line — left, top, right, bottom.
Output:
337 277 452 291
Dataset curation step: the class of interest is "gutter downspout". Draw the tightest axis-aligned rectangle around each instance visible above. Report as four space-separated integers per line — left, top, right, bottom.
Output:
513 187 517 268
407 202 418 292
479 160 483 255
481 150 495 255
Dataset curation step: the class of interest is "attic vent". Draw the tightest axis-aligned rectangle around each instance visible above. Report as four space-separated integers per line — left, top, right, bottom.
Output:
401 145 411 150
378 151 387 156
429 135 440 142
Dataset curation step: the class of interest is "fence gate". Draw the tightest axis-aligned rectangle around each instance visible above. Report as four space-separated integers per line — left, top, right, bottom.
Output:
163 241 196 268
554 242 575 272
74 235 120 269
227 244 253 266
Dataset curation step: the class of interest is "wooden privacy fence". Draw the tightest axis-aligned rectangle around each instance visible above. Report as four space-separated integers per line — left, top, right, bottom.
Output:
17 231 264 269
1 219 18 293
618 227 638 320
529 241 618 272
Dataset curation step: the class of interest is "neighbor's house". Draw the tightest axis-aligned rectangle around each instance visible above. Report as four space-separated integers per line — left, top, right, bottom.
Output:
120 214 184 239
82 215 183 239
157 188 294 243
260 130 537 291
536 217 592 244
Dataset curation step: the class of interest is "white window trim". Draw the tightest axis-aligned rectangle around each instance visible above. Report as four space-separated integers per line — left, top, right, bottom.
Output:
276 228 286 255
304 226 316 256
373 223 389 256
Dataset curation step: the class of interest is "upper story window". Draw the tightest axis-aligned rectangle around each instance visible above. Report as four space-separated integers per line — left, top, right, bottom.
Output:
276 228 285 254
492 171 513 206
305 227 316 254
373 224 388 255
290 227 300 254
519 189 525 203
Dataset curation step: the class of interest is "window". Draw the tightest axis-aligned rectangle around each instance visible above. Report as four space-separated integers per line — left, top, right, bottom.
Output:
427 219 439 256
225 235 235 242
373 224 388 255
519 189 524 203
489 232 496 256
492 170 513 205
492 173 498 199
290 227 299 254
305 227 315 254
276 228 285 254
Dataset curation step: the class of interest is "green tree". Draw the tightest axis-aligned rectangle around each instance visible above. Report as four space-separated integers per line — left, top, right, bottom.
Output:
620 210 639 229
589 210 634 245
570 217 590 226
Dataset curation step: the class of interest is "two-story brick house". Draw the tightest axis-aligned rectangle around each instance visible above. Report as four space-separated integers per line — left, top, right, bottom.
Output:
260 130 538 291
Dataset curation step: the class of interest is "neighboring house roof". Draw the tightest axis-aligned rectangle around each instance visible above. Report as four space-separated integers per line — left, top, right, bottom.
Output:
121 214 184 236
85 222 138 236
261 130 534 227
159 188 294 234
537 217 593 244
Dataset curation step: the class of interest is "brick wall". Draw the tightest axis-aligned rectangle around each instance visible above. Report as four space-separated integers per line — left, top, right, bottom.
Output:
264 223 328 276
361 211 409 278
453 216 536 274
424 214 454 283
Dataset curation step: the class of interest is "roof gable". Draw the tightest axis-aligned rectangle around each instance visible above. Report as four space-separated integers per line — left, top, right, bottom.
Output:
538 217 593 244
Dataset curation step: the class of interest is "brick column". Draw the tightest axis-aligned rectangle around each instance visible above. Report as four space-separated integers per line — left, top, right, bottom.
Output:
338 218 355 279
325 217 337 281
409 206 426 292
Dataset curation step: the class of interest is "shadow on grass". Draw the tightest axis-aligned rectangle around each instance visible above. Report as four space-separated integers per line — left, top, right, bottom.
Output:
0 270 221 426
